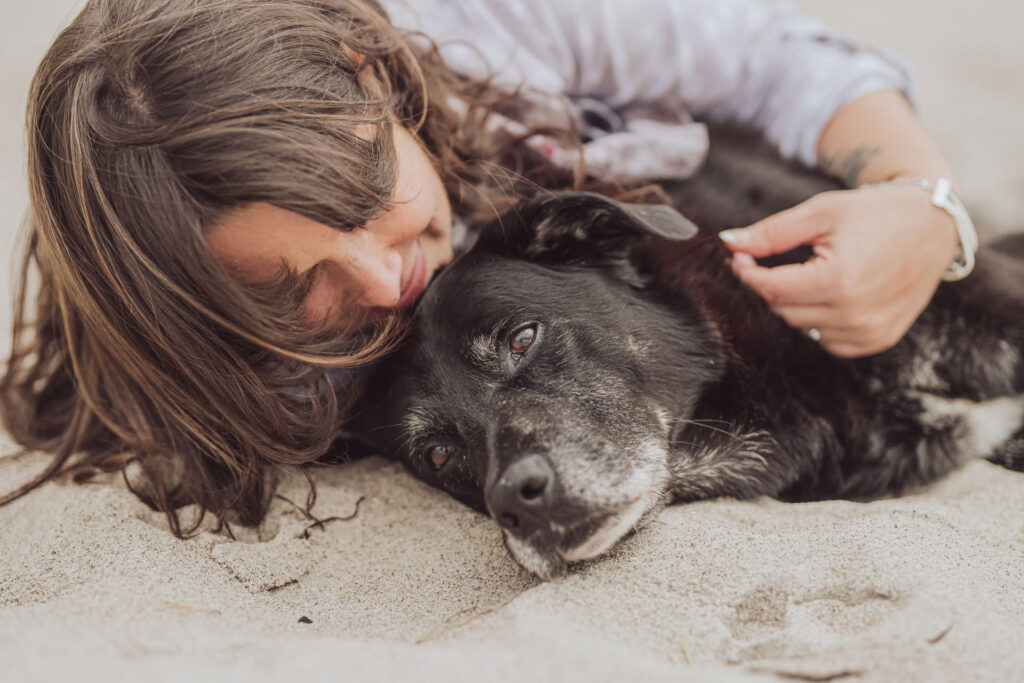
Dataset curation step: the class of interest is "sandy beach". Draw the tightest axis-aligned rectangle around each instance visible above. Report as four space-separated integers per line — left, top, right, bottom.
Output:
2 2 1022 681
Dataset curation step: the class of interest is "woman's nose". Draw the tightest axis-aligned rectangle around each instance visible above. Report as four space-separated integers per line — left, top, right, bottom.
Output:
338 232 404 308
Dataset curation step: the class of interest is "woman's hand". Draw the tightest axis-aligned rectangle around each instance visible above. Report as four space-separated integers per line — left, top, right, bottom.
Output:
718 182 960 358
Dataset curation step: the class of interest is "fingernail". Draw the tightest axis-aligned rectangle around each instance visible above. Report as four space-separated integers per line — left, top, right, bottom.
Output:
718 230 741 245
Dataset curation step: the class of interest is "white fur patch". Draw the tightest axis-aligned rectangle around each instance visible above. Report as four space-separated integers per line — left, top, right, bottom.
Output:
403 408 435 442
504 534 562 580
561 440 668 562
654 408 672 435
916 392 1024 458
560 490 651 562
467 334 496 366
669 430 772 492
626 334 652 356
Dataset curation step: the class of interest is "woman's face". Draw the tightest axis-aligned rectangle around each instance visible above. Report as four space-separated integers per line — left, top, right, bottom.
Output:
205 125 454 330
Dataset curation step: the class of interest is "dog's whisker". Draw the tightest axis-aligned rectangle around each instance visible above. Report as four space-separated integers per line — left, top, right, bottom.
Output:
670 418 744 442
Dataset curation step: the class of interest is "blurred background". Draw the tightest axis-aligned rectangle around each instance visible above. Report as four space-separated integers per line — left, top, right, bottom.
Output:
2 1 1022 353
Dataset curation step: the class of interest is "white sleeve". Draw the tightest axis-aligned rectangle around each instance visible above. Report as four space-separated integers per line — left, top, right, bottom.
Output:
380 0 914 166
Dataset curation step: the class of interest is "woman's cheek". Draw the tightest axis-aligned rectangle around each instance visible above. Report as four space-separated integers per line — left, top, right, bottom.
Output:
302 270 336 327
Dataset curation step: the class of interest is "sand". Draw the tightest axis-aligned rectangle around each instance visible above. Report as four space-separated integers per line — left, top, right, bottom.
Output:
2 2 1023 681
3 452 1024 681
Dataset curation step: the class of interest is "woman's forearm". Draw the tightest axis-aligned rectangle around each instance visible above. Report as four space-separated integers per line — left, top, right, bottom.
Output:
815 89 958 189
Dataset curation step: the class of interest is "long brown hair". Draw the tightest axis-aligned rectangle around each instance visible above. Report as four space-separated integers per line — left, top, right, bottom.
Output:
0 0 600 535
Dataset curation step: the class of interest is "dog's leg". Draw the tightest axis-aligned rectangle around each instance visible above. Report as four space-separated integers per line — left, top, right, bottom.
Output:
666 396 849 503
781 395 1022 500
667 427 788 503
875 243 1024 401
852 240 1024 482
671 378 1023 503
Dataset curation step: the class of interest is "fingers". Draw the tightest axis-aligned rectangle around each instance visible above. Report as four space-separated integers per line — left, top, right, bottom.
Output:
730 242 898 356
719 197 831 258
730 252 835 307
769 303 847 350
766 314 892 358
772 301 908 358
826 340 880 358
780 321 861 356
771 304 838 330
719 186 951 359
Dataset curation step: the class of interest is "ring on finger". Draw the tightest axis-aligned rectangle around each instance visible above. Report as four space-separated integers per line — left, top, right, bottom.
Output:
807 327 822 342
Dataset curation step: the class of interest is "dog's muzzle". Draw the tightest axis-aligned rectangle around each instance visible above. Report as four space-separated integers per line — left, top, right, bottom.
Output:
486 454 556 539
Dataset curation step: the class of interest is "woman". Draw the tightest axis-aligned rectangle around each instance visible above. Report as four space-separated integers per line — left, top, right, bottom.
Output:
0 0 969 534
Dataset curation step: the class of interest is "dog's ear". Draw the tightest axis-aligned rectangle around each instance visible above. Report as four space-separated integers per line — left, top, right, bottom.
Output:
479 192 699 266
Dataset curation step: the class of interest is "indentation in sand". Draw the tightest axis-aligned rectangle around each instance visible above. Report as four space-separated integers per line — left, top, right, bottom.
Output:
723 578 903 665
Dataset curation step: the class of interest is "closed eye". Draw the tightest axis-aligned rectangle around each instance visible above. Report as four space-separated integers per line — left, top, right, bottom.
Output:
299 262 328 316
301 262 323 296
300 262 352 330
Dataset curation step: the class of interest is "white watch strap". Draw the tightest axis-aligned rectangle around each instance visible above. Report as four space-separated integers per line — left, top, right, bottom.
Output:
927 177 978 281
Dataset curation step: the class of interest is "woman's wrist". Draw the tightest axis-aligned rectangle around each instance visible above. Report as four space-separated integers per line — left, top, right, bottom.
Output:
816 90 974 280
857 180 965 286
870 177 977 281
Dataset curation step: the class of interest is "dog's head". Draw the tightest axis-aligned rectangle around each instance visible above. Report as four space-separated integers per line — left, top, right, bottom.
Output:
363 193 722 579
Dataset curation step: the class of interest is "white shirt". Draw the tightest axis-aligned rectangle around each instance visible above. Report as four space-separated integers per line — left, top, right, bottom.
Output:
380 0 914 179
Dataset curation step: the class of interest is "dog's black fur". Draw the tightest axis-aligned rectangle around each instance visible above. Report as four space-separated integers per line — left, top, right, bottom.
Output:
347 128 1024 580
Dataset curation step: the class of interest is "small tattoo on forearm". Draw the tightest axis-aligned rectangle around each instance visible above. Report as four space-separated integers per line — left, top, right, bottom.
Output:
817 146 882 188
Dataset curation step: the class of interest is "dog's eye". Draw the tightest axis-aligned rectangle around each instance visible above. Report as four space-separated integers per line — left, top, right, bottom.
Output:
509 325 537 354
426 445 453 471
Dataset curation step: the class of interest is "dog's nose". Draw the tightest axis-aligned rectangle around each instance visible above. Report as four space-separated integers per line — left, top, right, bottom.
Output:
487 454 555 537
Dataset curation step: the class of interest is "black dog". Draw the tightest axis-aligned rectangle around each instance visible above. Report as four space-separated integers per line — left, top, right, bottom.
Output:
350 136 1024 581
